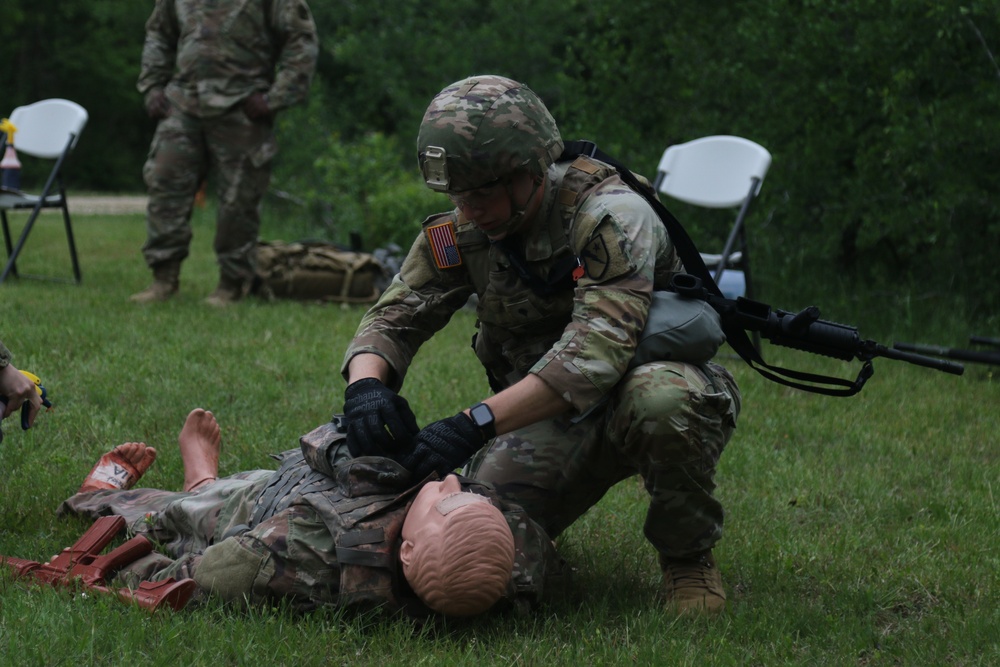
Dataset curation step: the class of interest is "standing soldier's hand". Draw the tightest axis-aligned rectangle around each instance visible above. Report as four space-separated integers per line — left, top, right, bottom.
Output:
243 92 271 120
343 378 420 458
145 89 170 120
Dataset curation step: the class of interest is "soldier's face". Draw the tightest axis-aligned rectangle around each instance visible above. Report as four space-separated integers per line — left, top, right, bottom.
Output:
401 474 490 543
449 172 542 240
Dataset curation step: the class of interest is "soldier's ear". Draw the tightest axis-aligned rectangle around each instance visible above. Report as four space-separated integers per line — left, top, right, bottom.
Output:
399 539 415 567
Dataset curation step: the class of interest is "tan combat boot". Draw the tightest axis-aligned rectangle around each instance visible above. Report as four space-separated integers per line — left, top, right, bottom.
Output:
130 262 180 303
203 275 246 307
660 550 727 614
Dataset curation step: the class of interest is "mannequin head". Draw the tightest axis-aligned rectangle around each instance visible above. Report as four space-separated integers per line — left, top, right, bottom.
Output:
399 474 515 617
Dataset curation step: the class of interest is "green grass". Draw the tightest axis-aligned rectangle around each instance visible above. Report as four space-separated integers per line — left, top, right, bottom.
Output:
1 211 997 666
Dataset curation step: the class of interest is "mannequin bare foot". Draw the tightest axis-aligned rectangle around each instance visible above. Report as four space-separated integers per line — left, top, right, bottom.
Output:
179 408 221 491
79 442 158 493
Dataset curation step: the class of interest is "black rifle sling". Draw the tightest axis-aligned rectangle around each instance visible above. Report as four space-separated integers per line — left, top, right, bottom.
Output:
560 140 871 396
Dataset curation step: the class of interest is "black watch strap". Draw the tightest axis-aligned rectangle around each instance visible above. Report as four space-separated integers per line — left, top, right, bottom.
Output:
468 402 496 440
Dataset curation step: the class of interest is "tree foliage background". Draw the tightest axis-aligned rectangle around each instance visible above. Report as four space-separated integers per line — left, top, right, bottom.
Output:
1 0 997 317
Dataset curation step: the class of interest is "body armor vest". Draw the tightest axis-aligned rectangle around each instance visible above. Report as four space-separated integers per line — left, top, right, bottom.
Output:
455 156 624 389
246 421 427 614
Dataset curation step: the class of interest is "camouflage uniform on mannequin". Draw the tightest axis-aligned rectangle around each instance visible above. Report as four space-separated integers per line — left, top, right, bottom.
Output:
340 75 741 613
131 0 318 306
59 420 559 617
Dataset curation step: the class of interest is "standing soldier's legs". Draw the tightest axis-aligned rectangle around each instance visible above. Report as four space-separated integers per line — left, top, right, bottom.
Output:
132 112 207 303
203 110 277 304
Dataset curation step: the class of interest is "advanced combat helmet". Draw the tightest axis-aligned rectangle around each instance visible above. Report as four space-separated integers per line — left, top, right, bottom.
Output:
417 75 564 194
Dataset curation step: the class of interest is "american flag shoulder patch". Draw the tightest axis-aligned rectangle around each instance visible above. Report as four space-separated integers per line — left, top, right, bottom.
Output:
425 221 462 269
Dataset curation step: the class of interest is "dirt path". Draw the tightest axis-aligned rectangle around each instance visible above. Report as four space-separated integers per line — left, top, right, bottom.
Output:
66 195 148 215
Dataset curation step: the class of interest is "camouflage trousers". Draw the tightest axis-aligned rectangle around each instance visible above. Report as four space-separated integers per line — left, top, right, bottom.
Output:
58 470 272 585
141 108 278 284
464 360 740 559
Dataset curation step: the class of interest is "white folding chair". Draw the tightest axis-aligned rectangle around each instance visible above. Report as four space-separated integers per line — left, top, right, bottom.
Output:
652 135 771 302
0 98 89 285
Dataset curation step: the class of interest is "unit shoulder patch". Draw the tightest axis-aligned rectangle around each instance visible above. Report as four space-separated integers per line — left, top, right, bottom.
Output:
580 234 610 280
576 216 636 284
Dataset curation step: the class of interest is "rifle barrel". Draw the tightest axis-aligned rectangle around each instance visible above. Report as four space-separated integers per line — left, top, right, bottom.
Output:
894 342 1000 367
878 345 964 375
969 336 1000 349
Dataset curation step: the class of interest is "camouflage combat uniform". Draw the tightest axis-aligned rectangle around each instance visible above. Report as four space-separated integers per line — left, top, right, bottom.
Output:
342 155 742 560
59 423 558 616
136 0 318 285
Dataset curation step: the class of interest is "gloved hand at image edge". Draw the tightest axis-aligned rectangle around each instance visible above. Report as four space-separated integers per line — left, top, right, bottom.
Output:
342 378 420 458
397 412 486 480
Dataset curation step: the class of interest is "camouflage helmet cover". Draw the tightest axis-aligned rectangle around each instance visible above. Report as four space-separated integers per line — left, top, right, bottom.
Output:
417 75 564 193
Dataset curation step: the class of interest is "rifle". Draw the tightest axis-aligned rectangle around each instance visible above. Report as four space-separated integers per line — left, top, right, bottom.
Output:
559 140 965 396
0 515 197 612
671 274 964 395
893 336 1000 367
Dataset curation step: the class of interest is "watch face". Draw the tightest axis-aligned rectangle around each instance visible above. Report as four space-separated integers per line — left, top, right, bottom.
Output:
470 403 493 427
470 403 496 438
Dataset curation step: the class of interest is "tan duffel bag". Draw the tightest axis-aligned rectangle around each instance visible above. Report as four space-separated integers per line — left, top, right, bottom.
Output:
254 240 389 303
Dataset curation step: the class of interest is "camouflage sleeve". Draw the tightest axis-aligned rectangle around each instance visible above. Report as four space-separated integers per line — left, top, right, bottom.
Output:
136 0 179 97
265 0 319 112
113 551 201 589
194 504 339 611
530 184 673 415
340 215 475 392
0 340 10 368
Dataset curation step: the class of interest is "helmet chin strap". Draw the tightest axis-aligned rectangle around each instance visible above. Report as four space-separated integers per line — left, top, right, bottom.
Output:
486 175 543 240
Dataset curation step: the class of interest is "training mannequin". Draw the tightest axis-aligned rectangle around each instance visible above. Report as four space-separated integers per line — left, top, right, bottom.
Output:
59 409 555 618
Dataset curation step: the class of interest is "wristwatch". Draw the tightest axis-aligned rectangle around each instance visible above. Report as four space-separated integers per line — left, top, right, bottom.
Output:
468 402 496 440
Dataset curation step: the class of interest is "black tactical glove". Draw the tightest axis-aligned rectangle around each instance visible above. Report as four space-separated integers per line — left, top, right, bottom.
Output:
397 412 486 480
343 378 420 458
